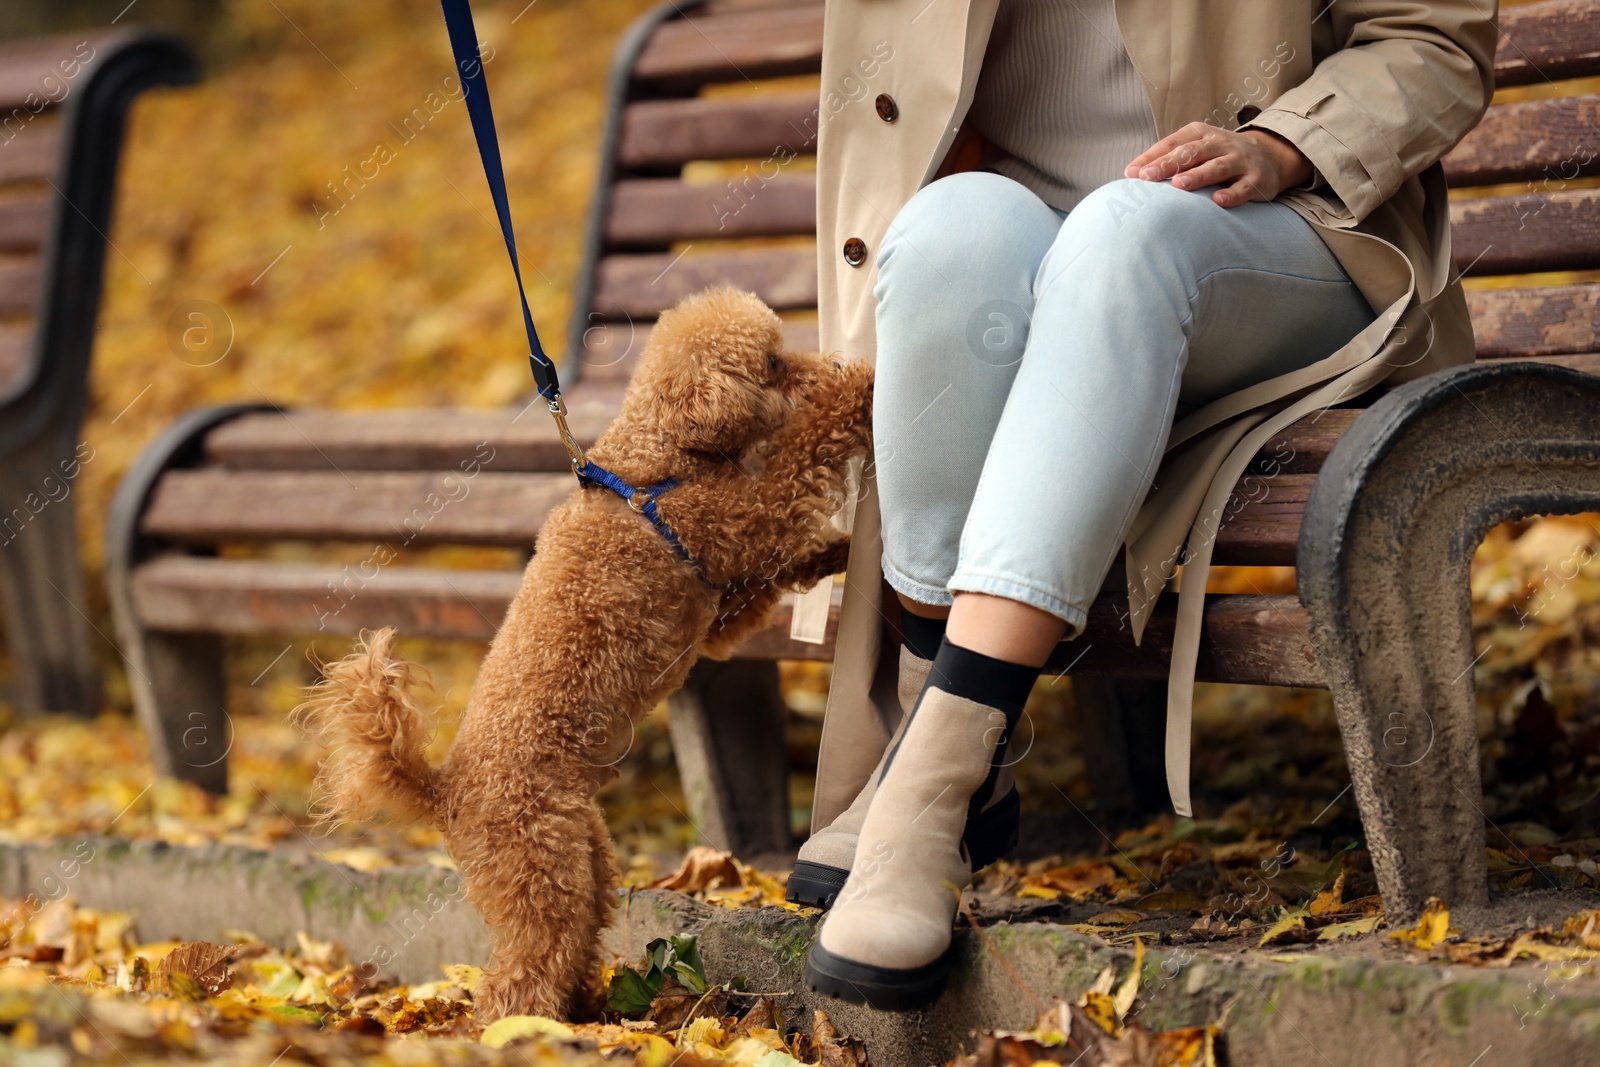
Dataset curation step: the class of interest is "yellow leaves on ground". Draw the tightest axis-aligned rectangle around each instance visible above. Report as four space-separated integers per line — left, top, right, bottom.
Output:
482 1015 577 1047
1016 862 1120 902
1388 898 1456 952
648 847 817 915
1 895 882 1066
957 947 1218 1067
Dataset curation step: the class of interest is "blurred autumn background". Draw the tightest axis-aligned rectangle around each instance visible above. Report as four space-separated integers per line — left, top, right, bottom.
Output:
0 0 1597 913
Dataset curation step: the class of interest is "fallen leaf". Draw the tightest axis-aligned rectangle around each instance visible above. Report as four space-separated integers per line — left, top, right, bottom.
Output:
652 846 742 894
480 1014 576 1047
1388 898 1455 951
1318 916 1381 941
1308 872 1346 916
1257 916 1312 947
1023 863 1117 901
1086 909 1146 926
149 942 238 999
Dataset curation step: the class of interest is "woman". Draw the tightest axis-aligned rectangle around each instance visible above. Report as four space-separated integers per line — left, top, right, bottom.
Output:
794 0 1498 1009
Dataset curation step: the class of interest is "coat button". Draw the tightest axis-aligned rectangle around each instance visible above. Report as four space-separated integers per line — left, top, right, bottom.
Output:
842 237 868 266
1236 104 1262 125
875 93 898 122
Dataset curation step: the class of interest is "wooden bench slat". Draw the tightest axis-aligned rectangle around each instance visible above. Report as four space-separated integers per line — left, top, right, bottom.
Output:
1248 409 1358 476
141 470 573 546
203 407 617 473
1497 350 1600 375
0 34 105 111
129 553 1307 683
1443 95 1600 186
1056 592 1321 687
1212 472 1312 567
0 320 32 398
1494 0 1600 87
593 245 817 318
633 4 824 87
0 194 49 253
145 451 1302 562
576 317 821 388
617 93 820 169
0 255 40 316
0 115 61 185
1450 188 1600 276
1468 283 1600 359
128 555 840 660
607 176 816 245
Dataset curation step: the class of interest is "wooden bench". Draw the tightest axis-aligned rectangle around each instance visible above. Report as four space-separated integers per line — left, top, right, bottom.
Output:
0 30 196 716
106 0 1600 915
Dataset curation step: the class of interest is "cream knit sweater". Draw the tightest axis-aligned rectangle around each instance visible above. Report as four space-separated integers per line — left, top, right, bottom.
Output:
965 0 1160 213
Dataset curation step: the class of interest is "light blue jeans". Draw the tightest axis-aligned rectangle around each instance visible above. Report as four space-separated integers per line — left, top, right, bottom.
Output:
874 171 1376 632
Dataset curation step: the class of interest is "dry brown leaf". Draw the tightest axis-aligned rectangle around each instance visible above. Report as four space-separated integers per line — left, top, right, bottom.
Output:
736 997 776 1032
1086 910 1146 926
651 846 744 894
149 942 238 999
1022 862 1118 901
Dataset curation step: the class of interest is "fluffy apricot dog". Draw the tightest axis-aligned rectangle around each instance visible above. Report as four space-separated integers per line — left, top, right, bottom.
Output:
294 286 873 1021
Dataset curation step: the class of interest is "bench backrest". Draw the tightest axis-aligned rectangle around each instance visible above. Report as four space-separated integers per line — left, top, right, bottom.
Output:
0 30 195 424
1448 0 1600 378
562 0 824 404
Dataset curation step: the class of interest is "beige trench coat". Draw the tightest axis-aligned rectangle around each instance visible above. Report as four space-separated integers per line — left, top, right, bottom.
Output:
804 0 1499 825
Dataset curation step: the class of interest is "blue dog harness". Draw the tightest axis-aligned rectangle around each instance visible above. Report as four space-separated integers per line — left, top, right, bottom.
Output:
573 462 694 567
441 0 700 573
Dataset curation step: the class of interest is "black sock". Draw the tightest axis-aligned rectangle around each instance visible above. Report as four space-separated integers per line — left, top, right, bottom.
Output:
899 610 948 661
926 638 1040 813
925 637 1039 721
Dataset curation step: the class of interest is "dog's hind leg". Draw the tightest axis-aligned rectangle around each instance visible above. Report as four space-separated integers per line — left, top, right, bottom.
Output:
457 800 602 1022
569 802 620 1020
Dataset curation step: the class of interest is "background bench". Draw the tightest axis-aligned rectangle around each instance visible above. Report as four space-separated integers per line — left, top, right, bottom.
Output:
0 30 195 716
106 0 1600 915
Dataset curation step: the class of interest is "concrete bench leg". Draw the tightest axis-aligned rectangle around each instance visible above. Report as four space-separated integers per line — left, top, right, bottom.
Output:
1298 362 1600 921
667 658 791 858
0 432 102 715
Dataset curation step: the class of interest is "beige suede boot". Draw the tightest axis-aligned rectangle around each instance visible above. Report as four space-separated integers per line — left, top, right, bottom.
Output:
787 650 1021 909
786 646 931 907
805 685 1014 1009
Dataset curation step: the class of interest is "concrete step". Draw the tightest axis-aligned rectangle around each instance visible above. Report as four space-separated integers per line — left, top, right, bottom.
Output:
4 838 1600 1065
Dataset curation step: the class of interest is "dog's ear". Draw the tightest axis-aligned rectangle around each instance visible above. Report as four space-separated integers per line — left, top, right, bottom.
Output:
631 286 786 456
651 356 770 455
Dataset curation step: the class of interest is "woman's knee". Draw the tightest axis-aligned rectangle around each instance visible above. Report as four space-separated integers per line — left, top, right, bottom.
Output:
877 170 1060 290
1038 178 1219 290
1071 178 1219 241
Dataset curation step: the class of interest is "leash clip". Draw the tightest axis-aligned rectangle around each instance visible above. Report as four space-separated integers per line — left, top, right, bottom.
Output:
547 392 588 474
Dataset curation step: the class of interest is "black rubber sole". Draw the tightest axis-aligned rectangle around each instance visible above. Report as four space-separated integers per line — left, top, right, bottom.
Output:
785 788 1021 910
805 939 952 1011
786 860 848 909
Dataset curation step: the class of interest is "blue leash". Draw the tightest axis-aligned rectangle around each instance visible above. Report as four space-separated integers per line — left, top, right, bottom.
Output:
439 0 696 569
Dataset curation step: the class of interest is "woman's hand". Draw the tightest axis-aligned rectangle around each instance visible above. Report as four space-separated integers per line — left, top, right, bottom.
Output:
1125 122 1314 208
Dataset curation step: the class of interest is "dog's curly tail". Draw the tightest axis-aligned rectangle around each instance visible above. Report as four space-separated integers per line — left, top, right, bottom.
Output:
292 627 442 829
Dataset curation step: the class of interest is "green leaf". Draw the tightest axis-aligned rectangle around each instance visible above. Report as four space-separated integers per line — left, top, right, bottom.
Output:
645 938 670 979
668 935 710 994
605 965 659 1016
